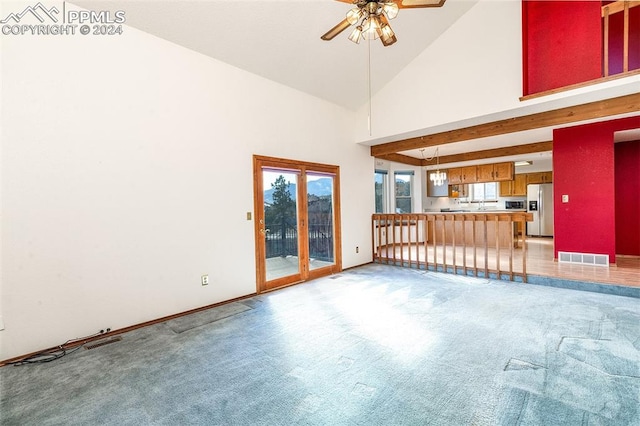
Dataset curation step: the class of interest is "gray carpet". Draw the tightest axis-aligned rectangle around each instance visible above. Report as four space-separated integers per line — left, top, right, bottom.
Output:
165 302 253 334
1 264 639 425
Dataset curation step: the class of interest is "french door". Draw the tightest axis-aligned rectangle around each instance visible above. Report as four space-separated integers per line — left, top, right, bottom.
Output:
253 155 342 293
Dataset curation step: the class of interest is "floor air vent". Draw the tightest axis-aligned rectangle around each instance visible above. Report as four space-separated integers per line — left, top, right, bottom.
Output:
558 251 609 267
84 336 122 350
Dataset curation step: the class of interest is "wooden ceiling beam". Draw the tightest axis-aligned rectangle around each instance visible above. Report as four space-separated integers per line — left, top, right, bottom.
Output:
370 92 640 157
420 141 553 166
375 153 423 166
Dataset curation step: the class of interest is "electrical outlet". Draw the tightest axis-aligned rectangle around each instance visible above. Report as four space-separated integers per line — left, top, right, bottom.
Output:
201 274 209 286
356 246 359 253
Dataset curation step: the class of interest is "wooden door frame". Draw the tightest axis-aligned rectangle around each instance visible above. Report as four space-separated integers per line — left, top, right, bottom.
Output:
253 155 342 293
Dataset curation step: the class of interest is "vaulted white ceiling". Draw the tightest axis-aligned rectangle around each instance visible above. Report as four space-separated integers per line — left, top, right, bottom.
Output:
72 0 477 111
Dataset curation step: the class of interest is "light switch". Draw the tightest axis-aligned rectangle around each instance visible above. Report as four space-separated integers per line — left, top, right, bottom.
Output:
562 194 569 203
246 212 252 220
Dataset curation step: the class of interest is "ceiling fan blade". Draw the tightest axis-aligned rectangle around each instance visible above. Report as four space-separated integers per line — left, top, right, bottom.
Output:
396 0 446 8
321 18 352 41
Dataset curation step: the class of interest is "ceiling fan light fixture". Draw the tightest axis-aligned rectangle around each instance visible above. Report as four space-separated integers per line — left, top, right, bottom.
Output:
346 7 363 25
380 23 396 45
348 25 363 44
377 13 396 45
363 15 381 40
382 2 399 19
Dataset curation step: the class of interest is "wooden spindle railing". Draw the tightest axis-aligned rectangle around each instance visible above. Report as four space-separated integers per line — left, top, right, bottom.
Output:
372 212 533 282
602 0 640 76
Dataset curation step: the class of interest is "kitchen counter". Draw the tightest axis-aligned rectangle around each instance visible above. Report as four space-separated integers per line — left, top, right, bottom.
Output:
439 209 528 213
424 211 532 248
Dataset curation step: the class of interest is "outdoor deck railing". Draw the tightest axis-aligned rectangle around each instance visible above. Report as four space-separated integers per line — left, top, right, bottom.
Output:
372 212 532 282
265 223 334 262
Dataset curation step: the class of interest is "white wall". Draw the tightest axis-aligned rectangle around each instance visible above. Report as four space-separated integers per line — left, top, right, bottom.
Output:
0 9 373 360
372 158 423 214
356 0 523 142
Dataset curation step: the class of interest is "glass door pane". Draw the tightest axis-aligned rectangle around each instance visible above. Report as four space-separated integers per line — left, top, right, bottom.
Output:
262 170 300 282
307 173 335 271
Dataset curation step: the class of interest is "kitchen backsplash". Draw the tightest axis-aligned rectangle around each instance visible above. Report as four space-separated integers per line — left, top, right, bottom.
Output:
423 195 526 212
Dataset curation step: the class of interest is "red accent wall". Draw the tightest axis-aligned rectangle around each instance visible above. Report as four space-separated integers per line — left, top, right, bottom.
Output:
615 140 640 256
522 1 602 95
553 116 640 263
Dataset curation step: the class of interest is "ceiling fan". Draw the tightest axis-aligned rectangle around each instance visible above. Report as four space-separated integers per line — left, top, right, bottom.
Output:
321 0 446 47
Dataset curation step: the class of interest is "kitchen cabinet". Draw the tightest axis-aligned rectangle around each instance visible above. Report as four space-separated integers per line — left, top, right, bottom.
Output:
513 173 527 195
478 162 514 182
476 164 494 182
494 162 515 181
452 162 514 185
499 180 512 197
460 166 477 183
448 168 462 185
449 166 477 185
499 173 527 197
526 171 553 184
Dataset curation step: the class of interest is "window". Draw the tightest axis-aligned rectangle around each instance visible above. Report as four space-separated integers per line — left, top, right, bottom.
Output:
469 182 498 202
374 170 388 213
394 171 414 213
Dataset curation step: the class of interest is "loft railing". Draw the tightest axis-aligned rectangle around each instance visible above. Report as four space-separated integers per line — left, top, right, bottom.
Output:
602 0 640 76
372 212 532 282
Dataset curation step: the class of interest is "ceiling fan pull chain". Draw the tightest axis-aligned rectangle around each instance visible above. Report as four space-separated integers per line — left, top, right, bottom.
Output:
368 35 372 136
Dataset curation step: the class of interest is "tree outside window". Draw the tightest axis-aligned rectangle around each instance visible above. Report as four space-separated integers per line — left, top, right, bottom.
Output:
375 170 387 213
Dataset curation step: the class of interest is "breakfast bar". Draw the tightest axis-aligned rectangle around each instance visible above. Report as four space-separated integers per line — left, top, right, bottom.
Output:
427 211 531 249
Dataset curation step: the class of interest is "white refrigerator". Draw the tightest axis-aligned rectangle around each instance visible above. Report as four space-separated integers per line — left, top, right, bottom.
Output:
527 183 554 237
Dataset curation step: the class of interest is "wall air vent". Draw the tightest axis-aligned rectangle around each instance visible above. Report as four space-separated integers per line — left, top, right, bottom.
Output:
558 251 609 267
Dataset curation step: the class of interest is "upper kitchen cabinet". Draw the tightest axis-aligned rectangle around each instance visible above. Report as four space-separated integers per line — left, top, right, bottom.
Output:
477 162 514 182
499 173 527 197
494 162 515 181
527 171 553 184
461 166 478 183
448 167 462 184
476 164 494 182
448 166 477 185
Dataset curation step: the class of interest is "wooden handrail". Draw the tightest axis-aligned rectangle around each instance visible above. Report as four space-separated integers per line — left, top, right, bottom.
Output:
372 212 532 282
